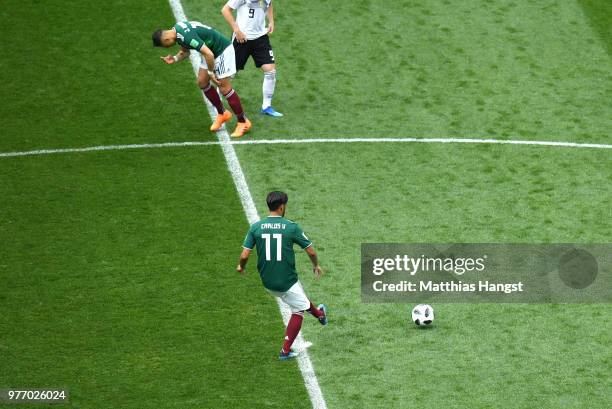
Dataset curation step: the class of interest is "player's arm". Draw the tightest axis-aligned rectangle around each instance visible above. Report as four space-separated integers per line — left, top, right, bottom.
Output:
267 3 275 34
304 245 323 278
161 46 190 64
237 247 251 274
222 2 247 43
238 228 256 274
199 45 220 84
294 225 323 278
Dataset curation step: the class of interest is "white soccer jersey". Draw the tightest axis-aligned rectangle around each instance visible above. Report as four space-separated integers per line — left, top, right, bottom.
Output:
226 0 272 40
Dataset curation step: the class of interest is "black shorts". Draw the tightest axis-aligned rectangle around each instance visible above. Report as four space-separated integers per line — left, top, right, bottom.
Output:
233 34 275 70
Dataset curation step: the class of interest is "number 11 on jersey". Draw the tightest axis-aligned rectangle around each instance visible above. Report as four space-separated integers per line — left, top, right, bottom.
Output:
262 233 282 261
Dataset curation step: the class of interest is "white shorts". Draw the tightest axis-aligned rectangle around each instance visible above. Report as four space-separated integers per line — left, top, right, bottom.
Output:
200 45 236 79
267 281 310 313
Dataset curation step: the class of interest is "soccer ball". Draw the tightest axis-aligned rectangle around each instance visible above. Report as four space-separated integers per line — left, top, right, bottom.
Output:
412 304 434 326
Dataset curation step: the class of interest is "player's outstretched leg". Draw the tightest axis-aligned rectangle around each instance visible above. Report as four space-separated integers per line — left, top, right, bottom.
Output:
261 66 283 117
279 311 303 360
307 301 327 325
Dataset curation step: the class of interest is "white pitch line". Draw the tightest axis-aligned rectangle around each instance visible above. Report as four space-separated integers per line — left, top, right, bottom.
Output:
166 2 328 409
1 137 611 158
230 137 612 150
0 141 219 158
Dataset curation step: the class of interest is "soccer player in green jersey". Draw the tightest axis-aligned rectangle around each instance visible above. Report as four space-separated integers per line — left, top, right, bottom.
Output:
152 21 251 138
237 191 327 360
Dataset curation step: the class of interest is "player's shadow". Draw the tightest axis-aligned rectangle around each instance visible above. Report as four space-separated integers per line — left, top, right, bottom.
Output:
410 324 436 331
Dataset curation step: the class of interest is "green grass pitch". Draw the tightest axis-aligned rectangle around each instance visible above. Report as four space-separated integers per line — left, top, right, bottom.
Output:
0 0 610 408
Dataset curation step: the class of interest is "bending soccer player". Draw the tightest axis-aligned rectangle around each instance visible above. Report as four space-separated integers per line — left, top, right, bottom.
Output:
152 21 251 137
237 191 327 360
222 0 283 117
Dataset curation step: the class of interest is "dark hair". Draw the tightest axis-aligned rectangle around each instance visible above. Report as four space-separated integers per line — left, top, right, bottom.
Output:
266 191 288 211
152 29 164 47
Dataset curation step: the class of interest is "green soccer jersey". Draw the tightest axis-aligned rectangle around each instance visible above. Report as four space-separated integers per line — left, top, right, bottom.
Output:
243 216 313 292
173 21 230 57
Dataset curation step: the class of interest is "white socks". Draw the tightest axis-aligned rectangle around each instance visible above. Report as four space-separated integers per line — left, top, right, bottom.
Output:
262 69 276 109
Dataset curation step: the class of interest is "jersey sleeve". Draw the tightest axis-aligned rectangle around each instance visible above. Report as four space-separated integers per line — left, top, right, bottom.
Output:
226 0 245 10
292 224 313 249
242 226 256 250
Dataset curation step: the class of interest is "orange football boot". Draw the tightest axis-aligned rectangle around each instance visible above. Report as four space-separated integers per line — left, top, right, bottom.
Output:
210 110 233 132
230 119 252 138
